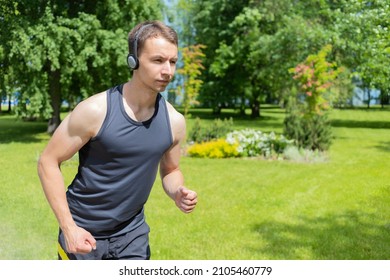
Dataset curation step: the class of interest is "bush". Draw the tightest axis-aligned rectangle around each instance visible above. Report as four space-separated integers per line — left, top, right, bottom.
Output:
186 139 240 158
188 117 234 143
187 128 294 160
226 129 294 159
283 99 332 151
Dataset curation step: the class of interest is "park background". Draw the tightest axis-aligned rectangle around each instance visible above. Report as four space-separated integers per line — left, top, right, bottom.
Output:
0 0 389 260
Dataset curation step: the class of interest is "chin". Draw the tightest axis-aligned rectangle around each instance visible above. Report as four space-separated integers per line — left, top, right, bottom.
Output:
156 86 168 92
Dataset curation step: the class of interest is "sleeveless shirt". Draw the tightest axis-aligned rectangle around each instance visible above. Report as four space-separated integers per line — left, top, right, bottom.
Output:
66 84 173 238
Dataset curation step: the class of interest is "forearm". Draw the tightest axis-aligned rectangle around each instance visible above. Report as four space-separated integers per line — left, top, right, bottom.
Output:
37 157 77 231
161 168 184 200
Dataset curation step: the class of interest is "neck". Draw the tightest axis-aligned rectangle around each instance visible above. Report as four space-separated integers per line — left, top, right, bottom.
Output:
121 80 158 122
124 80 157 108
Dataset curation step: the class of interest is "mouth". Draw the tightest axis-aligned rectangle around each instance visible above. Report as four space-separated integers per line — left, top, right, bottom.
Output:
157 80 170 85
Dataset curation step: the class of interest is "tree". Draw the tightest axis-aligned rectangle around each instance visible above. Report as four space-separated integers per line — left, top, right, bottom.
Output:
289 45 344 115
284 45 343 151
176 44 206 118
0 0 20 113
189 0 340 116
2 0 163 133
331 0 390 107
171 0 388 114
210 6 265 117
187 0 251 114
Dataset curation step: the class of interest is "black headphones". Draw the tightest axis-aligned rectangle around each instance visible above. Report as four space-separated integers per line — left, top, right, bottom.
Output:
127 24 152 70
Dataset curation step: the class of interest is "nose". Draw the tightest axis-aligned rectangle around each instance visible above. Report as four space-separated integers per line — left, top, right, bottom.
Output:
162 61 174 77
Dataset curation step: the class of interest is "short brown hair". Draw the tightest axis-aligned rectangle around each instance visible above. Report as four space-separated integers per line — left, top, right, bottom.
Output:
128 20 178 56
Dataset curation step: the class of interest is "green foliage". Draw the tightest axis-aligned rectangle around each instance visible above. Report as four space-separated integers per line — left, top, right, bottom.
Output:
174 0 390 112
333 0 390 98
188 117 234 143
188 0 339 113
1 0 163 128
14 89 53 121
284 98 333 151
183 0 252 112
3 0 390 128
329 67 355 108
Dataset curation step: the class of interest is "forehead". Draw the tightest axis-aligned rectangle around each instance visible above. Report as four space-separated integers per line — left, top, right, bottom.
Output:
141 36 178 57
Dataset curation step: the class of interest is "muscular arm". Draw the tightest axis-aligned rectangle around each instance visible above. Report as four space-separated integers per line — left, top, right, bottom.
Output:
159 104 197 213
37 93 106 253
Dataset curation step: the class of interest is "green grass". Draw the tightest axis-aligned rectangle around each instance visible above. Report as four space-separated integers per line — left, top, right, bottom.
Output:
0 106 389 260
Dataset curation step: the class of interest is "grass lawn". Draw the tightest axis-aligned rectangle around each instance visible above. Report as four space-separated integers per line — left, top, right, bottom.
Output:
0 106 389 260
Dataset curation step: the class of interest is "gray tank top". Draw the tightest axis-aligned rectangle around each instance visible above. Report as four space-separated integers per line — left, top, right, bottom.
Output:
67 84 173 237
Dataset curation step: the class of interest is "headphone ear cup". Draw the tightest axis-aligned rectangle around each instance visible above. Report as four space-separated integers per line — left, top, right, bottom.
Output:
127 54 138 70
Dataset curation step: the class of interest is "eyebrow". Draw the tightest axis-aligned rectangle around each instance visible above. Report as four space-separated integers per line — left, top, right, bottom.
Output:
150 54 178 60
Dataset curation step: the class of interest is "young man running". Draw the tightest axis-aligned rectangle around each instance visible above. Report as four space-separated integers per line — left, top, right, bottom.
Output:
38 20 198 260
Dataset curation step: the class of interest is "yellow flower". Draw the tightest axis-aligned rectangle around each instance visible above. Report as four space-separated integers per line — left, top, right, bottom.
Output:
187 139 239 158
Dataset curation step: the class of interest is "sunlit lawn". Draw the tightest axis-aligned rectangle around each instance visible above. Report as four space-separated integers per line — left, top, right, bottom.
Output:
0 106 389 259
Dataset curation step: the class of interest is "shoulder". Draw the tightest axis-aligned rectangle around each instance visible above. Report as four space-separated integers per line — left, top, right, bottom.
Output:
165 100 185 125
67 91 108 138
75 91 107 113
164 100 186 143
71 91 107 120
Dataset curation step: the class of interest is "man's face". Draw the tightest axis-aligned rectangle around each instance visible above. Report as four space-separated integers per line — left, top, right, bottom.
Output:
136 36 178 93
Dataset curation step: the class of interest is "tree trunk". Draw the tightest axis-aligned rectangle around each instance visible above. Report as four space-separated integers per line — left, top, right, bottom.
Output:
380 88 389 108
239 96 246 116
251 99 260 118
239 105 246 116
0 76 3 114
213 104 221 115
250 80 261 118
47 68 61 134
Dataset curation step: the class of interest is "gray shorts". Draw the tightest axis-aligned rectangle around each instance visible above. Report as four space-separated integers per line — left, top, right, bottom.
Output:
57 222 150 260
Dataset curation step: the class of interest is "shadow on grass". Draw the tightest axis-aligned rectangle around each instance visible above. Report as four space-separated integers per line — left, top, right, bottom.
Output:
0 115 47 144
187 109 256 121
374 141 390 153
331 119 390 129
251 210 390 260
186 108 285 132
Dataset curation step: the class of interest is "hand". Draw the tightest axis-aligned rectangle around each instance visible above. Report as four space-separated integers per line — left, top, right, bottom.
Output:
63 225 97 254
175 186 198 213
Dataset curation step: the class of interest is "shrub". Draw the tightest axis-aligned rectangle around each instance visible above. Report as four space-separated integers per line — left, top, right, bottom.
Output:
186 139 239 158
285 45 341 152
284 99 332 151
226 129 294 158
289 44 343 114
188 117 234 143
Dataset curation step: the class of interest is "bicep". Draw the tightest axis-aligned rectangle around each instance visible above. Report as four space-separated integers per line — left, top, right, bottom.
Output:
161 108 186 174
41 94 105 164
41 111 92 165
160 142 181 177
